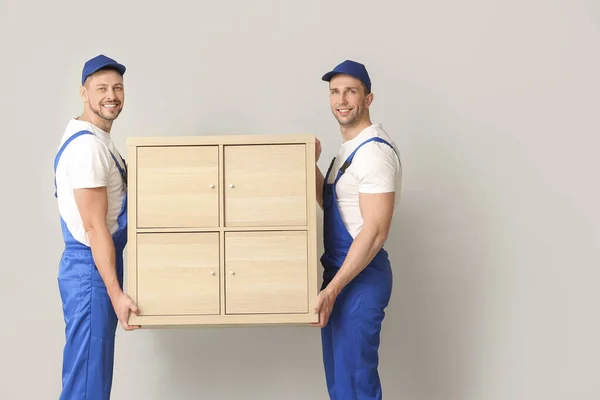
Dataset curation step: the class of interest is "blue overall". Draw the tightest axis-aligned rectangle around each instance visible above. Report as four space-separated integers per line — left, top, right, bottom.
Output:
53 130 128 400
320 137 397 400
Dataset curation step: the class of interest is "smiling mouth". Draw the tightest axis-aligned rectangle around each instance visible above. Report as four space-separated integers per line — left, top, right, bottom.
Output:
337 108 352 115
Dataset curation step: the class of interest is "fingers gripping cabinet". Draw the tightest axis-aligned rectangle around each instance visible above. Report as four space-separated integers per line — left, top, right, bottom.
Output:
126 134 319 327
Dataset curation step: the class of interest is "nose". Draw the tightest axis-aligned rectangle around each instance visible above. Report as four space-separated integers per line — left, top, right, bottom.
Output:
105 87 116 100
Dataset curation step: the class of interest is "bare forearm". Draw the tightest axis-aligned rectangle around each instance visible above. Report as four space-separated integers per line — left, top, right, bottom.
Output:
327 226 388 294
316 167 324 209
86 226 122 297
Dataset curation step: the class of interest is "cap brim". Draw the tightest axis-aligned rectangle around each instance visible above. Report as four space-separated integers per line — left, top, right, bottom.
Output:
87 62 126 80
321 70 339 82
99 62 126 76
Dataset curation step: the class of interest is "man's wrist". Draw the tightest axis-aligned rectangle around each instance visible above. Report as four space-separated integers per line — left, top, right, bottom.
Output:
106 280 123 299
327 280 343 297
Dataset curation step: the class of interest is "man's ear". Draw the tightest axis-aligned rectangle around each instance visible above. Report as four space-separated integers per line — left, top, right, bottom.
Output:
79 85 87 103
365 92 374 108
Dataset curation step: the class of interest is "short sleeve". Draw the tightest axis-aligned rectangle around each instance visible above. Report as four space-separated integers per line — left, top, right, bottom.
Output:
354 144 400 193
65 136 112 189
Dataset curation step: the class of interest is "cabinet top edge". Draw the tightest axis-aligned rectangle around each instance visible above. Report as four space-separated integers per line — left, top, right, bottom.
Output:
126 134 316 146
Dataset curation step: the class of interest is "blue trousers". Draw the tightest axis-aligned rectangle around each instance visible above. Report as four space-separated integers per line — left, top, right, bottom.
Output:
58 248 123 400
321 266 393 400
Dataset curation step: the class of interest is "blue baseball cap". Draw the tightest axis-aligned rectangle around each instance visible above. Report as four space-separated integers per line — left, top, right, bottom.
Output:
81 54 126 85
321 60 371 93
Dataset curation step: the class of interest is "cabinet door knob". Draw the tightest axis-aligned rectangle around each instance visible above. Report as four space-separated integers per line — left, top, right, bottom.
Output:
209 184 215 188
229 184 234 188
210 271 215 275
229 271 235 275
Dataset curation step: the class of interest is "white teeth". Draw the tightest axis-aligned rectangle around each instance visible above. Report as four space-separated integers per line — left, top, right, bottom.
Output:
104 104 116 108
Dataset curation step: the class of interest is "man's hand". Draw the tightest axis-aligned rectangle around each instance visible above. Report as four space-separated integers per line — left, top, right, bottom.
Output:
110 290 141 331
311 287 338 328
315 137 322 162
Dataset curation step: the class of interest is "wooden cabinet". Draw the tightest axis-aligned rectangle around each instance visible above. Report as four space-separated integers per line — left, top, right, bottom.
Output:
126 135 319 327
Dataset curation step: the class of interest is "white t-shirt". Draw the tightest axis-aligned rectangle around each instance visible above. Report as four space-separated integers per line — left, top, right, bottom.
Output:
54 119 127 247
326 123 402 239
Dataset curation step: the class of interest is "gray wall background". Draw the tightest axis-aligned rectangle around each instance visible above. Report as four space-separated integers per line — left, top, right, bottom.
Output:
2 0 599 399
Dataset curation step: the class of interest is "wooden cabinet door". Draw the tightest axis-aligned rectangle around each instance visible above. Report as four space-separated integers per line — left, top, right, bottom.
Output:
224 144 307 227
137 146 219 228
137 233 220 315
224 231 308 314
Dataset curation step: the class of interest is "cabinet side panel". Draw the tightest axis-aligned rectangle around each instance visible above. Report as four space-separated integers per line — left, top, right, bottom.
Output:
305 140 319 316
127 145 138 306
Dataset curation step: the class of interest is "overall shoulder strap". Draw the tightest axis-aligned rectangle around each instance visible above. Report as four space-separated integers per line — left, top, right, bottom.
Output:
53 130 94 173
333 137 398 184
53 130 94 198
108 151 127 186
323 157 336 183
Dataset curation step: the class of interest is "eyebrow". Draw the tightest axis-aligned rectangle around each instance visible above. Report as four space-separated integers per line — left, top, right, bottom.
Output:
95 83 123 87
330 86 359 91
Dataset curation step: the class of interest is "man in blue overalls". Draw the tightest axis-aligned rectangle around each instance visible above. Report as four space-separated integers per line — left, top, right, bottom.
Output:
54 54 141 399
312 60 402 400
